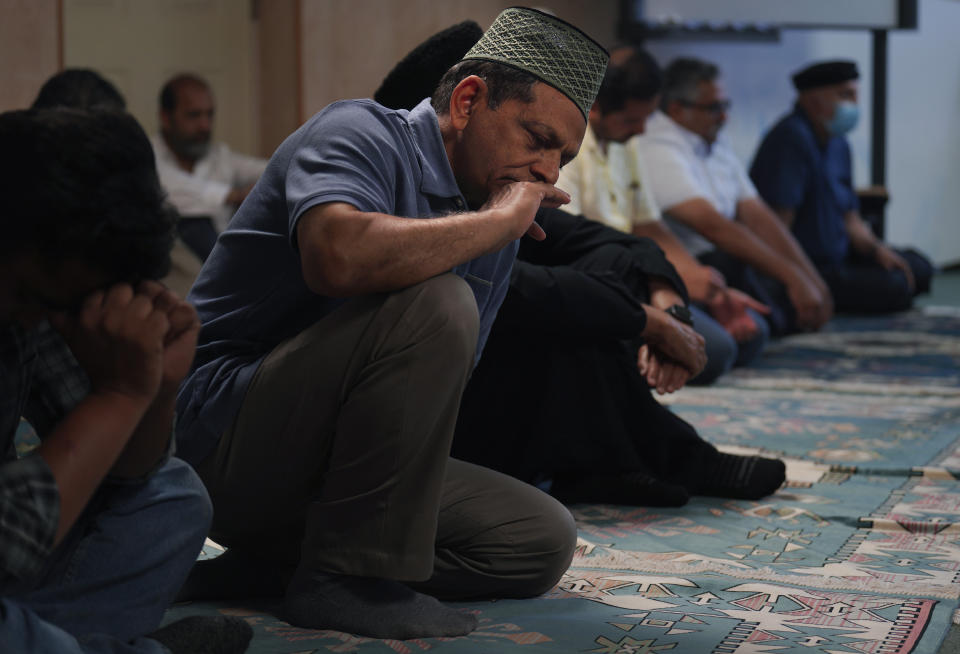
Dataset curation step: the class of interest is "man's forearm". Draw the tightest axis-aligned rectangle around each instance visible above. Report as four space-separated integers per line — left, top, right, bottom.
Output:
632 221 717 301
298 183 558 297
845 210 881 257
109 386 177 479
689 211 806 288
38 391 152 543
299 208 512 296
738 198 824 289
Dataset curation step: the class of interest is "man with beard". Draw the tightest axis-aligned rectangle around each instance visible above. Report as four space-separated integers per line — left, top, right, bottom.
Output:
152 74 267 239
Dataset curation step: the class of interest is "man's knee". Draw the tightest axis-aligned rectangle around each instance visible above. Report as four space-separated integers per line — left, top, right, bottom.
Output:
400 274 479 363
517 494 578 597
429 463 578 600
485 480 578 598
153 457 214 546
901 248 935 295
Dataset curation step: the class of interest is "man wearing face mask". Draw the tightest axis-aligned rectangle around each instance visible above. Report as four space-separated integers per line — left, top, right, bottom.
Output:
751 60 933 313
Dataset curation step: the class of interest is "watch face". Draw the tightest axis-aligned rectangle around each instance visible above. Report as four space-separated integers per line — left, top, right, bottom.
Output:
667 304 693 326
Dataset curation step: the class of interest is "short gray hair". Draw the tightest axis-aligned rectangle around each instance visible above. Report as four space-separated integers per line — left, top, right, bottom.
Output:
660 58 720 111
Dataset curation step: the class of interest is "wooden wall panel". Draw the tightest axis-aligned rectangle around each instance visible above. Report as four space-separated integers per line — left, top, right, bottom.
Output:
62 0 258 156
0 0 60 112
256 0 300 156
298 0 618 119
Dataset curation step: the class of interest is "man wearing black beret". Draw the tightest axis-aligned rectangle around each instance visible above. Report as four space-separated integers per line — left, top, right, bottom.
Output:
750 60 933 313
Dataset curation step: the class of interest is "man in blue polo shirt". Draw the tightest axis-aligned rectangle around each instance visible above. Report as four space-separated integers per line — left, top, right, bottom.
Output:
175 8 608 641
751 60 933 313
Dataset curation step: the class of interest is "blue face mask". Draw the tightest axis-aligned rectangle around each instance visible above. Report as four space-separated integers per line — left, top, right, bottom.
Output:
826 101 859 135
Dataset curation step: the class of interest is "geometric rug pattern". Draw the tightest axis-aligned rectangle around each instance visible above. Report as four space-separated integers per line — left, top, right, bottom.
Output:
166 307 960 653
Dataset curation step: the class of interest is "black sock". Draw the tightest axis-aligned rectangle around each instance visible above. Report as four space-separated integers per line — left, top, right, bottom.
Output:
148 616 253 654
175 548 289 602
552 471 690 507
282 567 478 639
697 453 786 500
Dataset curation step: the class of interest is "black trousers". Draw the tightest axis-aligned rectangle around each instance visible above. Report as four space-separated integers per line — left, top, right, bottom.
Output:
817 248 934 314
452 329 721 495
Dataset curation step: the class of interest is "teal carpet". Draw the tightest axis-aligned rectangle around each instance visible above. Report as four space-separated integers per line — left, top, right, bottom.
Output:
165 306 960 653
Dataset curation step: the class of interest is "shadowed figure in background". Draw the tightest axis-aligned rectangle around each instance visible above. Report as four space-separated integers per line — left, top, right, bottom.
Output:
152 73 267 256
32 68 205 299
374 23 787 509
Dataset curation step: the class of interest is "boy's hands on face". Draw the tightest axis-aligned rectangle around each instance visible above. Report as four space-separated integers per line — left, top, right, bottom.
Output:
134 281 201 392
50 281 199 404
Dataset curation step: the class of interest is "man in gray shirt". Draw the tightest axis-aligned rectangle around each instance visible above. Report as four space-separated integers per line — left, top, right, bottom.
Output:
176 8 608 641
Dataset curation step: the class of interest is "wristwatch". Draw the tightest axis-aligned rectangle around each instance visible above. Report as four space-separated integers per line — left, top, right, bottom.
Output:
665 304 694 327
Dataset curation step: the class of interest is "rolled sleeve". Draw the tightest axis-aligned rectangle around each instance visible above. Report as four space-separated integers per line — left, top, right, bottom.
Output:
0 454 59 584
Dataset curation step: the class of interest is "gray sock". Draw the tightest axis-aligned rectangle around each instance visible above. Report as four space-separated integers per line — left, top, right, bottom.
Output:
282 567 478 640
148 616 253 654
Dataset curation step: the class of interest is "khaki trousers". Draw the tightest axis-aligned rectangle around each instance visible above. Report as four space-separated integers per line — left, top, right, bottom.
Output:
197 274 575 599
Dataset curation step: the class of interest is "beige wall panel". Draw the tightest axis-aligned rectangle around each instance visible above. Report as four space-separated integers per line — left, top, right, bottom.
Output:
62 0 259 155
0 0 60 112
299 0 618 118
256 0 300 156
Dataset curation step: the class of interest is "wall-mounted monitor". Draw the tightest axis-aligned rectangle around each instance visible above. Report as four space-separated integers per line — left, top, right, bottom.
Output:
621 0 917 38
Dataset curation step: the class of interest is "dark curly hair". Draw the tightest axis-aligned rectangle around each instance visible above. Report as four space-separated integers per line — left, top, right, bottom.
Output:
0 108 175 282
595 48 662 114
31 68 127 111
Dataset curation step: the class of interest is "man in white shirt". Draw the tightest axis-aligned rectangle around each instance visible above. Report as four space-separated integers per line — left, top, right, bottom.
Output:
637 58 831 334
152 74 267 237
559 47 769 382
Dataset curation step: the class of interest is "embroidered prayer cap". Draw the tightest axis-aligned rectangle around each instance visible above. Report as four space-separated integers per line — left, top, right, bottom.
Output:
375 20 484 111
792 60 859 91
461 7 609 122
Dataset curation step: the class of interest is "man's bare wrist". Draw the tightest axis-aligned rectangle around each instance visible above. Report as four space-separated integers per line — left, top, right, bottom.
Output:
83 388 154 422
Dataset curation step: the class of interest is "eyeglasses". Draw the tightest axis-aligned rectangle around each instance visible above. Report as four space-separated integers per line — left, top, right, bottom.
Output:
679 99 731 115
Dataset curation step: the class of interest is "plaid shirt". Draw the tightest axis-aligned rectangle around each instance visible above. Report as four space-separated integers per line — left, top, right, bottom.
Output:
1 321 89 585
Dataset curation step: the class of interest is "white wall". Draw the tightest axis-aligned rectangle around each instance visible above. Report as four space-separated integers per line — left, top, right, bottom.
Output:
887 0 960 266
646 0 960 266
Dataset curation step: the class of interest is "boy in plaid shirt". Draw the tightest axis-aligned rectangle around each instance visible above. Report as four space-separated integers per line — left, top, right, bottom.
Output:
0 107 250 654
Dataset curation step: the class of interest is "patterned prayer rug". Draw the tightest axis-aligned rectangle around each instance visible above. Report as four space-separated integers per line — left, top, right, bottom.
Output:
165 307 960 653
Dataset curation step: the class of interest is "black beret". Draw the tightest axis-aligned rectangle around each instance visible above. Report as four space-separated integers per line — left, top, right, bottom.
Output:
792 60 859 91
374 20 484 111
